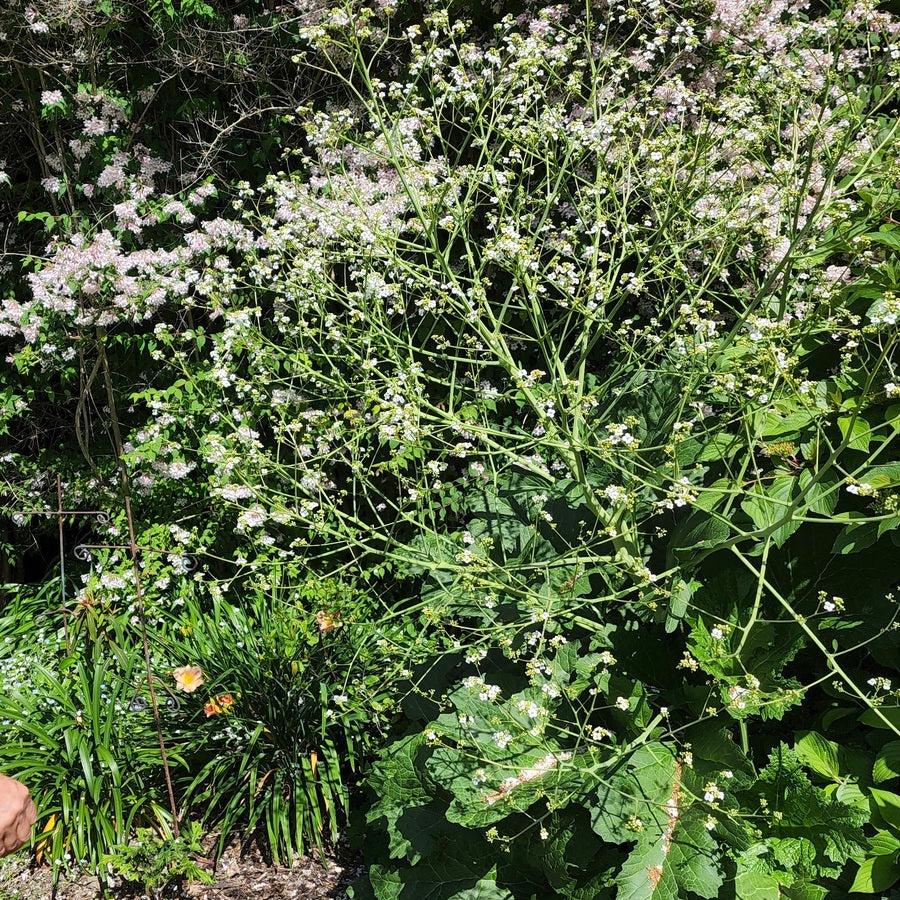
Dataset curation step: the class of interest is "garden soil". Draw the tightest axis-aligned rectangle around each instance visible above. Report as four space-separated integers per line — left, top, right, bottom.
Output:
0 841 362 899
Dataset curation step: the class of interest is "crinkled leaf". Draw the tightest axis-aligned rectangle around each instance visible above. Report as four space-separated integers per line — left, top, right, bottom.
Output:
427 742 585 829
591 743 678 842
781 883 829 900
734 872 782 900
616 831 678 900
366 734 441 862
368 734 431 808
755 746 867 879
367 860 514 900
387 803 459 865
616 809 722 900
527 807 619 898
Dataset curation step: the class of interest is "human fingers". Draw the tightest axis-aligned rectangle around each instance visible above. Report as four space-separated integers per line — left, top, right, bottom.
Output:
0 835 15 858
14 798 36 844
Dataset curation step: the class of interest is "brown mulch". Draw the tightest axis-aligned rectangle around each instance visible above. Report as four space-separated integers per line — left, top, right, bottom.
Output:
0 842 364 900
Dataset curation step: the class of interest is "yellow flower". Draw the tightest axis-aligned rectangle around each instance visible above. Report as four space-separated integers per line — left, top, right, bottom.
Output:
172 665 204 693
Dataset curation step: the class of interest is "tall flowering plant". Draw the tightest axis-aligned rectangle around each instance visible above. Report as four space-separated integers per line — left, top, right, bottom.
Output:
130 1 900 894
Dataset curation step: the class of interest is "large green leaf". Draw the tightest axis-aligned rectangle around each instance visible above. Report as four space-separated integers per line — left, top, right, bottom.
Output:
874 742 900 784
592 743 722 899
795 732 841 782
665 579 698 634
781 884 829 900
869 788 900 831
616 809 723 900
368 734 432 809
367 860 515 900
856 463 900 491
366 734 441 861
591 743 678 843
733 872 782 900
521 807 619 898
848 855 900 894
837 414 872 452
832 519 880 555
859 706 900 731
686 723 755 790
668 479 732 556
797 469 839 517
759 408 816 439
741 476 801 547
864 229 900 250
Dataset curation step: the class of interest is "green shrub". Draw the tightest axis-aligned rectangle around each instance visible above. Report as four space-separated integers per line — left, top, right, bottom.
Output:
102 821 214 897
0 638 172 887
163 574 401 862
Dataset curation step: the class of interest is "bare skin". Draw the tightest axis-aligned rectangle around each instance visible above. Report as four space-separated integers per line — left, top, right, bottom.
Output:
0 776 36 857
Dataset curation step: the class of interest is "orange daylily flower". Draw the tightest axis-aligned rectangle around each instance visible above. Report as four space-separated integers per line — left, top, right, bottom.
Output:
204 693 235 717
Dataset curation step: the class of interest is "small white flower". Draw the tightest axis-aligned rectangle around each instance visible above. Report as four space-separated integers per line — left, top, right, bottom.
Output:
479 684 501 702
517 700 545 719
728 684 750 708
615 696 630 711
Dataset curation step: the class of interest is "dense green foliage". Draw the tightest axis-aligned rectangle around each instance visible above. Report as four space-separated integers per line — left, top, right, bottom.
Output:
2 0 900 896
